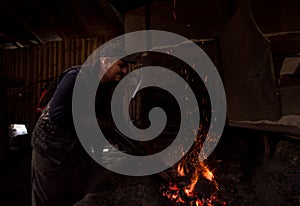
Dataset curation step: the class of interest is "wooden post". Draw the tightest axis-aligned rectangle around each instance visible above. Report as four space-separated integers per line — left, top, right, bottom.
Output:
0 74 9 158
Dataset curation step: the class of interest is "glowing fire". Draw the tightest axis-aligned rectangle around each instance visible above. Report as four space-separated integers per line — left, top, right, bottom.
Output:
177 163 185 177
162 159 225 205
161 80 225 205
187 170 199 194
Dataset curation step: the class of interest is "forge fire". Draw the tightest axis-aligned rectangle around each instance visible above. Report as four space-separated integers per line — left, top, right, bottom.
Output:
161 161 226 206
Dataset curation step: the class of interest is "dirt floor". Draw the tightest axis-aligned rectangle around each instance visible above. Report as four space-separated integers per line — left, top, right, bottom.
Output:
0 147 31 206
214 128 300 206
0 127 299 206
74 127 300 206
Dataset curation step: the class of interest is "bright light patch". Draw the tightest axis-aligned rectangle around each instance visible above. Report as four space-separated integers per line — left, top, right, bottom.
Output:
10 124 28 137
103 148 110 153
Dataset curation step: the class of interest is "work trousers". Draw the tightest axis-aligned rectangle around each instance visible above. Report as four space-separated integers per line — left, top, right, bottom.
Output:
31 145 104 206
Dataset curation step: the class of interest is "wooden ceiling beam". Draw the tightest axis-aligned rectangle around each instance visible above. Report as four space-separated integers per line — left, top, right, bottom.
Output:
14 42 24 48
66 0 90 33
96 0 124 28
30 2 66 41
49 17 66 40
0 43 5 49
0 32 31 47
0 2 45 44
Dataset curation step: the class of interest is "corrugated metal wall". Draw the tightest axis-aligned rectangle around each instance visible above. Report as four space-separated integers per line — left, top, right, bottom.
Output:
1 37 109 131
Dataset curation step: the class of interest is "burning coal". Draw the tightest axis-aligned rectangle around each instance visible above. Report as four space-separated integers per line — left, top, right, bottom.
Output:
162 161 225 205
161 133 226 206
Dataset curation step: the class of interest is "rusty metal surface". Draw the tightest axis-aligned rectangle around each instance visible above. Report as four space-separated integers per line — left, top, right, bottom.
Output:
280 86 300 116
220 0 281 121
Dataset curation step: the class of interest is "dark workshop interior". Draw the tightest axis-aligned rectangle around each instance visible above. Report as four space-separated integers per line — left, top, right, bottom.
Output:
0 0 299 205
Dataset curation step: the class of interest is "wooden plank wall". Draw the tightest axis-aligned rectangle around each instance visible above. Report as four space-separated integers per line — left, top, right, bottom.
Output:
0 48 9 157
1 37 109 132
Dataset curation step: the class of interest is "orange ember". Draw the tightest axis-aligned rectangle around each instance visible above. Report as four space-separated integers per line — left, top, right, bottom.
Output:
187 171 199 194
162 160 225 205
177 163 185 177
161 118 225 205
200 162 214 182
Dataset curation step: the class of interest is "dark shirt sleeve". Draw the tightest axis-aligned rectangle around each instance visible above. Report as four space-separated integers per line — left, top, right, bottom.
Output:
49 70 79 128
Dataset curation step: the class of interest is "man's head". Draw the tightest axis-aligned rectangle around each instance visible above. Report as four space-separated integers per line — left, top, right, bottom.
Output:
98 45 136 83
99 57 128 83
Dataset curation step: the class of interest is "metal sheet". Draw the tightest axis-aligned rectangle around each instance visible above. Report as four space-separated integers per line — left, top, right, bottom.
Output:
220 0 281 121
